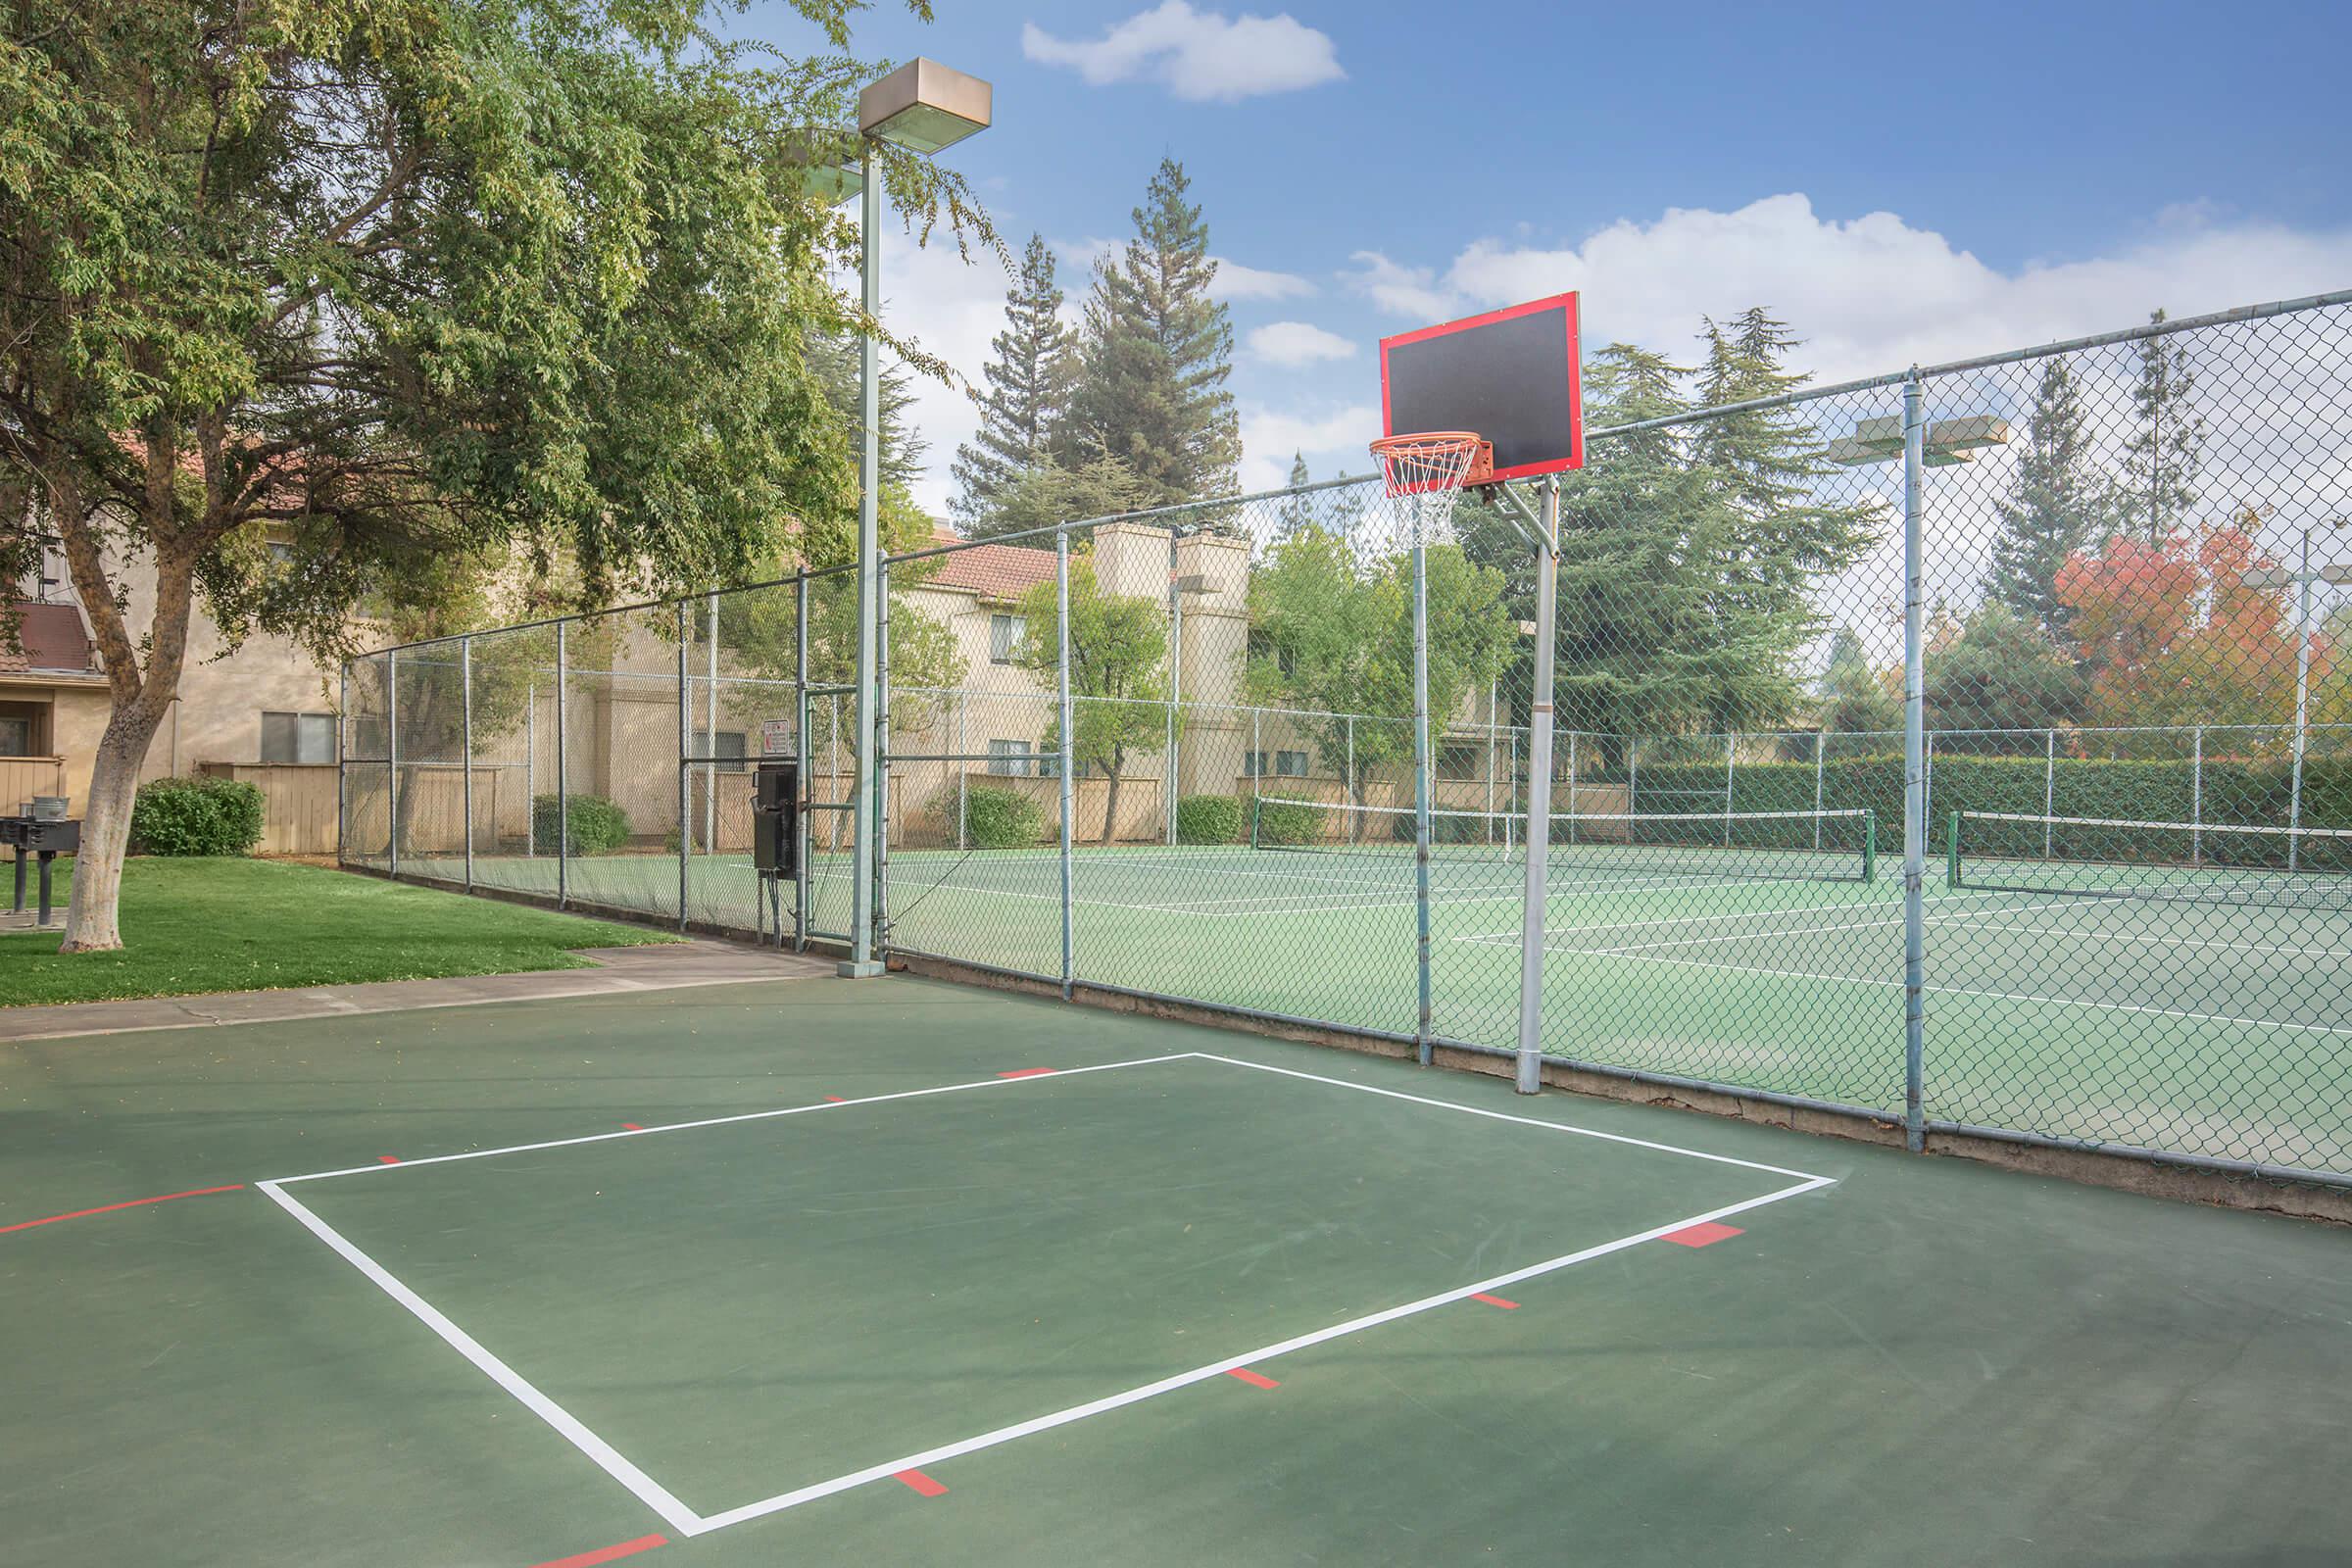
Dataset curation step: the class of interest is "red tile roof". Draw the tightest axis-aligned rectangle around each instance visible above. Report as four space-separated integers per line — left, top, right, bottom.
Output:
1 602 96 675
923 528 1055 603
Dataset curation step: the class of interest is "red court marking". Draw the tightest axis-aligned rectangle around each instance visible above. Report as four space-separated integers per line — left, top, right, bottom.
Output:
823 1095 848 1103
0 1184 244 1237
895 1469 949 1497
1471 1293 1521 1309
1663 1222 1744 1249
529 1534 667 1568
621 1122 643 1131
1225 1367 1280 1390
997 1068 1056 1079
376 1155 401 1165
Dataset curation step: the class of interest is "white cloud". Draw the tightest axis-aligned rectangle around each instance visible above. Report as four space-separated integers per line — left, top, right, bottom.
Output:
1238 402 1378 491
1211 256 1315 301
1342 250 1462 322
1246 320 1357 368
1022 2 1345 104
1406 193 2352 387
871 231 1022 518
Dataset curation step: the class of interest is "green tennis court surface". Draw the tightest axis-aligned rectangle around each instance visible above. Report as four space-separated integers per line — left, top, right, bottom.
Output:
5 972 2349 1566
394 826 2352 1175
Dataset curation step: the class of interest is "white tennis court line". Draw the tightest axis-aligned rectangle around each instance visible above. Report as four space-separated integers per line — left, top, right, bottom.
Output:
259 1050 1835 1538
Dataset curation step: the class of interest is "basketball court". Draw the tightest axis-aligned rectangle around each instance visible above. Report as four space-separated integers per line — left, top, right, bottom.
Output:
6 972 2348 1567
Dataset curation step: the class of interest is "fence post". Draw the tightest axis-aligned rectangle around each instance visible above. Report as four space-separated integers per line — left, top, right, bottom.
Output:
1250 707 1261 804
1562 731 1572 843
1487 676 1499 834
386 648 400 881
462 637 474 893
1813 731 1826 851
1166 529 1181 848
2191 725 2204 866
705 592 719 852
336 663 350 865
795 573 810 950
1900 371 1928 1155
524 681 536 858
2044 729 2057 858
1724 731 1737 847
1411 526 1435 1067
555 621 567 910
1346 714 1355 820
957 689 969 851
1057 530 1076 1001
875 562 892 954
1515 476 1562 1094
676 601 690 933
1628 738 1639 816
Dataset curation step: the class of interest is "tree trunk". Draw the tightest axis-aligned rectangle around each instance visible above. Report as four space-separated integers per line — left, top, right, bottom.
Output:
58 705 167 953
1102 768 1121 847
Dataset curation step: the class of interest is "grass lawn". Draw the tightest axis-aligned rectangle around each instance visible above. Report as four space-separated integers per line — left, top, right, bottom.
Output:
0 857 675 1008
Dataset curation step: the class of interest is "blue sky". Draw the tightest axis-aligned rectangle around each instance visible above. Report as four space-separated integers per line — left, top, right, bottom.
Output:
737 1 2352 512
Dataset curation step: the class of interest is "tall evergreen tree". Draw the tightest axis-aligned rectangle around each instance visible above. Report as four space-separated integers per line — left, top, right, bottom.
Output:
805 328 927 496
2124 309 2203 540
1273 452 1314 540
951 234 1078 528
1984 359 2117 637
1057 158 1242 508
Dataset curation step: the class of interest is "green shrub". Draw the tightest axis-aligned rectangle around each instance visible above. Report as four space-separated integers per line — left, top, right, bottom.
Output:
1176 794 1243 845
130 775 266 857
532 793 632 856
963 785 1046 850
1250 798 1325 846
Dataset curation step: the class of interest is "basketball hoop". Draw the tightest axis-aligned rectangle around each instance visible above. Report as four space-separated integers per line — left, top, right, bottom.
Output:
1370 430 1486 547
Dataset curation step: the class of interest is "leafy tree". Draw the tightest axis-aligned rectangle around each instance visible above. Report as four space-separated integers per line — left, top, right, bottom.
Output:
1011 557 1169 843
951 234 1078 529
1984 359 2119 638
1923 605 2084 742
1056 157 1241 508
969 456 1155 539
1244 525 1514 811
805 329 929 496
1816 626 1901 738
0 0 992 952
2124 310 2204 541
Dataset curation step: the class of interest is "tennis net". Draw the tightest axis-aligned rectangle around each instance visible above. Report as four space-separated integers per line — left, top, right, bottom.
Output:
1250 797 1876 884
1947 810 2352 909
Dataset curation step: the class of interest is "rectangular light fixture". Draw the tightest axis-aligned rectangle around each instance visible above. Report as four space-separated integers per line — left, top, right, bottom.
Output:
858 59 993 154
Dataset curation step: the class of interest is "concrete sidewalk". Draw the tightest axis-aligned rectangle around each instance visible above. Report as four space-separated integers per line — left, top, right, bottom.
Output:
0 940 832 1043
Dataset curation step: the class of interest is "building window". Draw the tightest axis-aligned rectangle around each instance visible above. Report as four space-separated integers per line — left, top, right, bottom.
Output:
260 710 336 764
989 613 1028 665
986 738 1033 776
0 715 32 758
1437 742 1485 779
1248 629 1297 677
692 729 749 771
1245 750 1309 779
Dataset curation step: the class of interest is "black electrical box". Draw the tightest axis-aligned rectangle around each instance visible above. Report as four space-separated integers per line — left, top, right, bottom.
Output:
752 760 799 878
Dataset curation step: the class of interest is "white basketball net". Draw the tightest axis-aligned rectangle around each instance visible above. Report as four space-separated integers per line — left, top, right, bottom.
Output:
1370 431 1481 548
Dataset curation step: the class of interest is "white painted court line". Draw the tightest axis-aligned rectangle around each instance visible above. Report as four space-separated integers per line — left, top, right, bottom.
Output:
1447 887 2032 947
688 1173 1830 1535
259 1049 1836 1538
256 1180 706 1538
265 1053 1199 1186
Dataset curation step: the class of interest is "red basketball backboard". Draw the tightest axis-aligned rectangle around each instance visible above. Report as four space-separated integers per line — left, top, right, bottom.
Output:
1379 292 1585 483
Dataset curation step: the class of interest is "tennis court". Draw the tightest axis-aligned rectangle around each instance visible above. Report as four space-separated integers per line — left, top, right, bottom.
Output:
8 969 2351 1567
394 797 2352 1179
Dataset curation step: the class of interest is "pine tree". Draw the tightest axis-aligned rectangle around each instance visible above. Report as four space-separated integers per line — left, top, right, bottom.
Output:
951 234 1078 528
1984 358 2117 638
1272 452 1314 540
805 327 926 496
1056 157 1242 509
2124 309 2203 540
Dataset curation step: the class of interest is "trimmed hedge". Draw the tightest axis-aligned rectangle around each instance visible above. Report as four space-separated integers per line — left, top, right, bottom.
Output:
1605 754 2352 865
531 793 632 856
1176 794 1244 845
963 785 1047 850
1250 798 1325 846
130 775 265 857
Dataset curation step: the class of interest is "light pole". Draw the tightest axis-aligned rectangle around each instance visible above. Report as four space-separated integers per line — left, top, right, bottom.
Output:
822 60 991 977
2245 516 2351 869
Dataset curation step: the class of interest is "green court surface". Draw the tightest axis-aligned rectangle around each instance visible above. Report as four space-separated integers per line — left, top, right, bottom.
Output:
4 972 2349 1567
392 839 2352 1175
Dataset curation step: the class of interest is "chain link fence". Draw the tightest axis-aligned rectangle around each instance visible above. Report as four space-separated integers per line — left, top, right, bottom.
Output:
346 288 2352 1190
